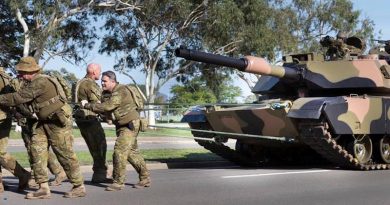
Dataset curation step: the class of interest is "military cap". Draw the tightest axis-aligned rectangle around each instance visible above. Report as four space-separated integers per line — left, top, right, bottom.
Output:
16 56 40 72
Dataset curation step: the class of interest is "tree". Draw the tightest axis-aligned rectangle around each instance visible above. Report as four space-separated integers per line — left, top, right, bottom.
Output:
287 0 375 52
170 76 217 113
195 0 375 89
0 1 23 70
1 0 142 69
170 75 241 106
98 0 208 125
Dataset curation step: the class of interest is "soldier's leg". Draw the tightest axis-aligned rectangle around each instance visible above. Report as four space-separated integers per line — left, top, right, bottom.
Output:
105 126 132 191
0 118 30 191
128 137 150 187
47 149 67 186
22 120 66 186
20 123 40 189
21 124 33 169
25 122 51 199
45 114 85 198
126 120 150 188
76 119 107 182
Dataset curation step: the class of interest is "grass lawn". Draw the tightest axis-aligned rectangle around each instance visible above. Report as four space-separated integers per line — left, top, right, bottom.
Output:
10 126 192 139
12 148 223 168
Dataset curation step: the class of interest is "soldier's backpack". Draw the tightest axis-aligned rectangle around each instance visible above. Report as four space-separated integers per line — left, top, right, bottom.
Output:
125 85 145 111
44 71 72 102
125 85 148 131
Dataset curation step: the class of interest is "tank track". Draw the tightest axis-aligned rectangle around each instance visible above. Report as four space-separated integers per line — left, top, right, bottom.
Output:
196 140 261 167
189 122 261 167
299 121 390 170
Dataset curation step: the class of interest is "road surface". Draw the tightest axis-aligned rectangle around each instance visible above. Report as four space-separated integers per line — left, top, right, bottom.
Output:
1 164 390 205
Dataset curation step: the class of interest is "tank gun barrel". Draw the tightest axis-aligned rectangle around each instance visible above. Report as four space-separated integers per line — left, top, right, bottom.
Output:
175 47 300 80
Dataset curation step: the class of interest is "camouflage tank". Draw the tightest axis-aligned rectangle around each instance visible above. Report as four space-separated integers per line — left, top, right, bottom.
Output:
175 34 390 170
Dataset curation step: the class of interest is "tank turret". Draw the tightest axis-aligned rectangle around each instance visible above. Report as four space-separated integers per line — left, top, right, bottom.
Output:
176 36 390 97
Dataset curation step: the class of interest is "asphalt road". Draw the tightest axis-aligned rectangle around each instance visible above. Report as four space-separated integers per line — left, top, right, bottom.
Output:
2 165 390 205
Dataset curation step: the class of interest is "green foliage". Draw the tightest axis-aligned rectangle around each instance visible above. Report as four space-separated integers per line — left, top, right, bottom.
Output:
2 0 98 68
98 0 203 76
286 0 375 52
0 1 22 70
170 76 242 105
170 77 217 105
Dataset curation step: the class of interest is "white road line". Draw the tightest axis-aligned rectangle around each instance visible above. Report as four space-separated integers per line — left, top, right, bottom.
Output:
221 170 331 179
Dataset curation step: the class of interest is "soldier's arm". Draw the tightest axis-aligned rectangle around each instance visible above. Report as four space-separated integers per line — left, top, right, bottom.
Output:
85 91 121 113
0 81 41 106
88 83 102 103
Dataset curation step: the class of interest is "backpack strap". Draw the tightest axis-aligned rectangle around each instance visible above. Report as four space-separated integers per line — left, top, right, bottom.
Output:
73 77 89 103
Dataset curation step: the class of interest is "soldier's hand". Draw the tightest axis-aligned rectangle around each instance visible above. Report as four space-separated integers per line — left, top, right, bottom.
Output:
81 100 88 108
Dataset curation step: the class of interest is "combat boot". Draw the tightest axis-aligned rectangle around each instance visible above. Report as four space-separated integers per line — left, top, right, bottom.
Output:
25 182 51 199
49 171 67 186
105 183 125 191
133 177 151 189
28 178 39 189
64 185 86 198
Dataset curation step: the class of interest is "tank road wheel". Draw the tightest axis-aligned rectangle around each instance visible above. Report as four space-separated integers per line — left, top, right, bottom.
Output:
377 135 390 163
347 135 373 164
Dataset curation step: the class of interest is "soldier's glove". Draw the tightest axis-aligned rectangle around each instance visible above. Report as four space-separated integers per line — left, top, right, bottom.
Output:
80 100 88 108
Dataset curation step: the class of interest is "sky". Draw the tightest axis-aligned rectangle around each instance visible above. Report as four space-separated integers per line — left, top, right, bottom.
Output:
45 0 390 100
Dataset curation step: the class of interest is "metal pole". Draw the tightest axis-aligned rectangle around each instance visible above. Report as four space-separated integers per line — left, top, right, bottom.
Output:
148 125 295 142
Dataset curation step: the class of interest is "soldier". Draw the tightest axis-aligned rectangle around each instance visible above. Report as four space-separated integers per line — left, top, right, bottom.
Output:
13 78 67 187
0 57 86 199
82 71 150 191
73 63 108 183
0 66 31 192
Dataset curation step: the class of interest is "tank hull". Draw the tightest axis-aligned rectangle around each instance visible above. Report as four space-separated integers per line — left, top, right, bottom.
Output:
183 96 390 170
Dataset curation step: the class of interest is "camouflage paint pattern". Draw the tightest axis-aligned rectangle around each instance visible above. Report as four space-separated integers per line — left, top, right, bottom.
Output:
21 118 64 176
176 35 390 168
0 74 84 186
205 102 298 138
305 59 389 89
84 83 149 184
31 110 83 185
113 120 149 184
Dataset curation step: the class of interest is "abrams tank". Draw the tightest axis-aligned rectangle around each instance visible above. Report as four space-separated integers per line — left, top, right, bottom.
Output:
175 35 390 170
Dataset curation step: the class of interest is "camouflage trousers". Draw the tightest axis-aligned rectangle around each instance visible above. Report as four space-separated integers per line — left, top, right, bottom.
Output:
21 118 64 176
31 115 83 186
113 119 149 185
0 118 30 179
76 118 107 177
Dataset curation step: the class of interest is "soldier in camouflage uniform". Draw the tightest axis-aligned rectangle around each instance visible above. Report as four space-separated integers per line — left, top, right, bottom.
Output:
13 78 67 187
0 67 31 193
73 63 108 183
83 71 150 191
0 57 85 199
